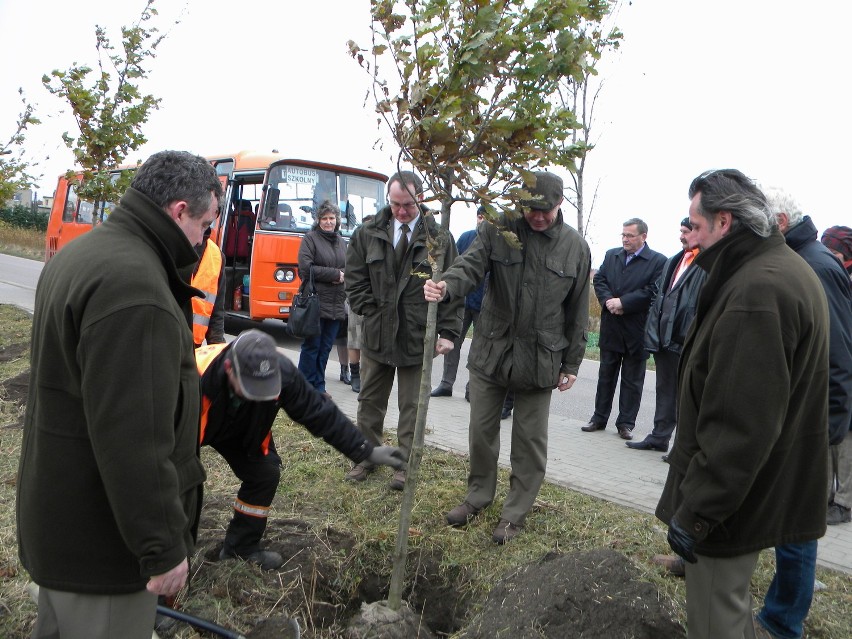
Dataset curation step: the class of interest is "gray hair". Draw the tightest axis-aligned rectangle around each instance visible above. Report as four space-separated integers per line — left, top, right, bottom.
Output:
132 150 223 218
763 186 804 227
312 200 341 232
623 218 648 235
688 169 775 237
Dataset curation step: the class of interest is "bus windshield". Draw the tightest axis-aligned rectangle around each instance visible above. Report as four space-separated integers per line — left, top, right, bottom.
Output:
263 164 386 236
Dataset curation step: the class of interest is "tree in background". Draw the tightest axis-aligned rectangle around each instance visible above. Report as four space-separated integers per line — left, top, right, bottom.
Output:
42 0 169 223
0 89 40 205
555 6 622 237
349 0 618 229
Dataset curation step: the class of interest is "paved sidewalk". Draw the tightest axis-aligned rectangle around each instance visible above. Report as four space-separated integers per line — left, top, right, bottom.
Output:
281 345 852 576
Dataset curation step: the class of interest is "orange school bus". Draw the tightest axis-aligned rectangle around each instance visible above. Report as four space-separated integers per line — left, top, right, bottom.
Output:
45 151 388 322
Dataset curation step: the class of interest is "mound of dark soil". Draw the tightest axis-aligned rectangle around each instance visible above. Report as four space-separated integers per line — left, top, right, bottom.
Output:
462 548 685 639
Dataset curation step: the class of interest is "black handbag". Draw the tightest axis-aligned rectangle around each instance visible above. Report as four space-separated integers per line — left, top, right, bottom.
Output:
288 266 321 338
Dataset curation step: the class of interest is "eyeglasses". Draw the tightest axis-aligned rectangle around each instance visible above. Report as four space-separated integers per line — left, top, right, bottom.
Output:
389 200 419 211
621 233 640 239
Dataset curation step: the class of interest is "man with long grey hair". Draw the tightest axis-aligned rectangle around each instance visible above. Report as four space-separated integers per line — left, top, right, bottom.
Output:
655 169 829 639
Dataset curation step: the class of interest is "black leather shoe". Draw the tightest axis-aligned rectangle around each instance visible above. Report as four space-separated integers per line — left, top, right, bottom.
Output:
625 439 667 452
661 454 670 463
581 421 606 432
501 407 512 420
617 426 633 440
430 383 453 398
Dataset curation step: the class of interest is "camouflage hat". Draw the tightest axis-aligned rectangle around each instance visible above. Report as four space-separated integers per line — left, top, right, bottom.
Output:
520 172 563 211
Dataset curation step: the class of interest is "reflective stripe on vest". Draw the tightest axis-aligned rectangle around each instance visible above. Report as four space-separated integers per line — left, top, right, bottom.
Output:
191 238 223 346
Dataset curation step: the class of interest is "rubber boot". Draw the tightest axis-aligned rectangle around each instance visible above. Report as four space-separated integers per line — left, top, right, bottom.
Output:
350 362 361 393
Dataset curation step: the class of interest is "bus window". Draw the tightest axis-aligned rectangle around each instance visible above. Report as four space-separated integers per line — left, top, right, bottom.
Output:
266 164 386 236
339 174 385 236
63 184 78 222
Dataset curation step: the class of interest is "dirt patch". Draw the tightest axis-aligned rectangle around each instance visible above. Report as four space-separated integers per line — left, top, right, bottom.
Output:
0 342 28 364
462 548 684 638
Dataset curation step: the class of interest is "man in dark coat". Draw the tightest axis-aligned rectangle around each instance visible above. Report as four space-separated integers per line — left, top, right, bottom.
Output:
196 330 405 571
18 151 222 638
750 188 852 639
627 218 706 453
656 169 829 639
582 218 665 439
344 171 461 491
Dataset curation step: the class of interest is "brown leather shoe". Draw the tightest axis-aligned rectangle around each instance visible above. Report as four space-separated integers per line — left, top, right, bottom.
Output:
389 469 406 491
581 421 606 432
446 501 482 527
617 426 633 440
492 519 523 544
651 554 685 577
345 463 373 482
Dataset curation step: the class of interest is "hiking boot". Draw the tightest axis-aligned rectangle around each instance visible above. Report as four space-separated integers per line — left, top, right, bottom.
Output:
492 519 523 544
350 363 361 393
219 547 284 571
651 554 685 577
389 469 406 491
446 501 482 527
340 364 351 385
345 463 374 482
827 503 851 525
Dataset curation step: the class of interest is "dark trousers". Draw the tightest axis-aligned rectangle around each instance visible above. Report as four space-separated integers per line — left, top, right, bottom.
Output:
298 318 341 393
213 437 282 556
441 307 478 386
592 348 647 429
648 348 679 445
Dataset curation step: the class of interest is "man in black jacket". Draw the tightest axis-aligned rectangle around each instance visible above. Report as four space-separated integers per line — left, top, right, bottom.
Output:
627 218 706 453
197 330 405 570
582 218 665 439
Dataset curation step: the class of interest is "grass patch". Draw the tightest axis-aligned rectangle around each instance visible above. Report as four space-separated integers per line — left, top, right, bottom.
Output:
0 224 44 261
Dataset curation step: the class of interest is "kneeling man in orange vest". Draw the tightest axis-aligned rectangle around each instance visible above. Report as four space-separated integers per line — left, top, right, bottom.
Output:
195 329 405 570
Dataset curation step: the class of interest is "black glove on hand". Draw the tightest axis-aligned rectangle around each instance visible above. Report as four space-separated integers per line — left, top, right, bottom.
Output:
667 517 698 564
368 446 407 470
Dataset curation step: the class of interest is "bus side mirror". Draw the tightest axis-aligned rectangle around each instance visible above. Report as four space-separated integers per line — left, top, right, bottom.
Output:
262 187 280 221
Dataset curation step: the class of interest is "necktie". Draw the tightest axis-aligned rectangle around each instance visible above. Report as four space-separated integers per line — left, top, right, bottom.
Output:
625 252 634 265
395 223 410 271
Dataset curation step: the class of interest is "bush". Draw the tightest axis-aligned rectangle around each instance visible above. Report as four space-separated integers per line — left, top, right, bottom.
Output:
0 205 48 232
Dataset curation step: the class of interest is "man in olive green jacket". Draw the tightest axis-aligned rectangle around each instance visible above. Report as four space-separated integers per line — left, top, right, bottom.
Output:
425 172 591 544
345 171 461 490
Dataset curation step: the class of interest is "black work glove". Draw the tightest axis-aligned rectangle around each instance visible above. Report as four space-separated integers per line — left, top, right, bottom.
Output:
667 517 698 564
368 446 407 470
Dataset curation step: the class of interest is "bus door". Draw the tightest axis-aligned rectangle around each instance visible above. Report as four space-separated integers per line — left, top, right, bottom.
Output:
218 172 264 318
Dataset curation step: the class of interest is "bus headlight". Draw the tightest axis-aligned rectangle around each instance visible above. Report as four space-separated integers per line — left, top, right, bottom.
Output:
274 268 296 283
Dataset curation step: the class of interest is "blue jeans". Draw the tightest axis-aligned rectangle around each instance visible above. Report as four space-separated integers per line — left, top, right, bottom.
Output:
757 541 818 639
297 318 341 392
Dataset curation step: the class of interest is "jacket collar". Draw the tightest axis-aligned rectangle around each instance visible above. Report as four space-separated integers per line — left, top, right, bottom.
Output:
783 216 817 253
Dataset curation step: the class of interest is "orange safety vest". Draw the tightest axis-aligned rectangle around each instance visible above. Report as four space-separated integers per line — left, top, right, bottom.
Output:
191 239 223 346
194 343 272 454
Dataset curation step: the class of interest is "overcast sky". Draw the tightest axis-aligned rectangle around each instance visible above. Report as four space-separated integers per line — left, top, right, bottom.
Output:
2 0 849 264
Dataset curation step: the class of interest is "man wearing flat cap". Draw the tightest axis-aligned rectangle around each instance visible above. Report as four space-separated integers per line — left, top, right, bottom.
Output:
195 329 405 570
424 171 591 544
